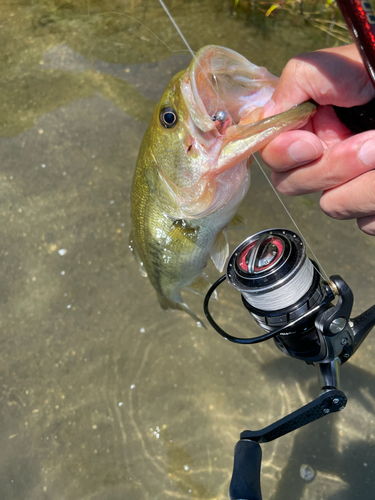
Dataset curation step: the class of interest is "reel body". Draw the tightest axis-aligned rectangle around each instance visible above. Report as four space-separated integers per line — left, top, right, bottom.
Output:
204 227 375 437
205 228 361 365
203 228 375 500
226 229 353 364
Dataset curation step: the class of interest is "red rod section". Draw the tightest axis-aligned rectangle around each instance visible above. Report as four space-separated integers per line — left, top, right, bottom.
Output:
336 0 375 87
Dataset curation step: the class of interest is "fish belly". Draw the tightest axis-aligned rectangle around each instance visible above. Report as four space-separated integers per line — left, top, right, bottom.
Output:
131 192 237 317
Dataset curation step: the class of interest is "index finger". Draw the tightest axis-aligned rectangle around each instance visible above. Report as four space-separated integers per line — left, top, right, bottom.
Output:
263 44 375 116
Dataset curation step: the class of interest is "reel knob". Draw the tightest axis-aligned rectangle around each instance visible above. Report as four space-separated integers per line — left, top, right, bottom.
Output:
237 233 285 274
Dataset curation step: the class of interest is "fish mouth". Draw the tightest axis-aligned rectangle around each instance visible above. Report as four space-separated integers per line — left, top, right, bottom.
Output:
174 46 317 218
183 45 278 134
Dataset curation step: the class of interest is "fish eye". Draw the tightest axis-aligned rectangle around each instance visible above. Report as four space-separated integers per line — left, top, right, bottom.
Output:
160 107 178 129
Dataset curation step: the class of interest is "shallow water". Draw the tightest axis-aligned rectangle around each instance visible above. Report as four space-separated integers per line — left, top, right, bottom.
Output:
1 1 375 499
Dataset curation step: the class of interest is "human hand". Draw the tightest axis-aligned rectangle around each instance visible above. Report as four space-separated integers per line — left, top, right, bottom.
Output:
260 44 375 235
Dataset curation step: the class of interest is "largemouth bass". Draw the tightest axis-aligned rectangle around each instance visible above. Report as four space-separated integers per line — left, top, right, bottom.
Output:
130 45 316 324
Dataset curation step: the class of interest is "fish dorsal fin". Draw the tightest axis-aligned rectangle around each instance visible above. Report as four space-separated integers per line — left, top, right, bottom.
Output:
129 230 148 277
228 213 247 231
167 219 199 252
210 229 229 272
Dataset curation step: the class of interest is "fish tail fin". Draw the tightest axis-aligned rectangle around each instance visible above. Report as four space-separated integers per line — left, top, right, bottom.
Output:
156 293 206 329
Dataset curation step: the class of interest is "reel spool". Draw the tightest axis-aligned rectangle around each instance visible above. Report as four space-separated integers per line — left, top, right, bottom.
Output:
227 229 321 319
204 228 337 362
228 229 327 361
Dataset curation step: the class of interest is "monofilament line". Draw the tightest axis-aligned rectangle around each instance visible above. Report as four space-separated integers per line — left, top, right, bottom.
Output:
157 0 330 283
158 0 196 58
251 154 330 281
96 11 189 53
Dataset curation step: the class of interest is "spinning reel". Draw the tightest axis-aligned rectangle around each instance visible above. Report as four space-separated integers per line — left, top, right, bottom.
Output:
204 228 375 500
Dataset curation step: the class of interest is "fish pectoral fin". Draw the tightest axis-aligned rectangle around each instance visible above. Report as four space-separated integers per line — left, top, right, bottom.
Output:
186 274 218 300
210 229 229 272
167 219 199 252
186 274 212 296
129 230 148 278
227 213 247 231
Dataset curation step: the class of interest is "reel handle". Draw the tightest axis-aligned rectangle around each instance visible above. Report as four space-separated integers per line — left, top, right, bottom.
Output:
229 440 262 500
229 390 346 500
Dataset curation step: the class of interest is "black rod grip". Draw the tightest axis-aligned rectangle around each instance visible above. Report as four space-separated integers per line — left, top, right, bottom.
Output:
336 0 375 87
229 440 262 500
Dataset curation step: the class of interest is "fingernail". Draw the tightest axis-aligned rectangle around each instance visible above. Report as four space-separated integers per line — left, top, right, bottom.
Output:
358 140 375 167
262 99 275 118
288 139 320 164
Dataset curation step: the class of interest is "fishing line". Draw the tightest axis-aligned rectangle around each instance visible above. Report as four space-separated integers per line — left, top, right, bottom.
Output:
241 257 316 311
249 154 330 282
157 0 330 282
158 0 196 58
96 10 190 53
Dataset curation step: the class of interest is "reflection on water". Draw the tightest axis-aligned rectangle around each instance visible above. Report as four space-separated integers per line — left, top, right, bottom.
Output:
1 1 375 499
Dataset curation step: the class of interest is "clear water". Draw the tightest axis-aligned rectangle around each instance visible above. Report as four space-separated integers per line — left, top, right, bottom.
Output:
1 1 375 499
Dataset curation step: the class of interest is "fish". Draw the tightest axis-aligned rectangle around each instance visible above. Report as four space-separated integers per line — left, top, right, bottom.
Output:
130 45 316 325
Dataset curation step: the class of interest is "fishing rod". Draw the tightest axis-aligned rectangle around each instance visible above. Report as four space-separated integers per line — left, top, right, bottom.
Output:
336 0 375 86
204 228 375 500
333 0 375 132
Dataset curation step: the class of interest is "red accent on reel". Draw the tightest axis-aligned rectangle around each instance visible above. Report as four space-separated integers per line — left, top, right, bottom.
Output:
238 237 284 273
